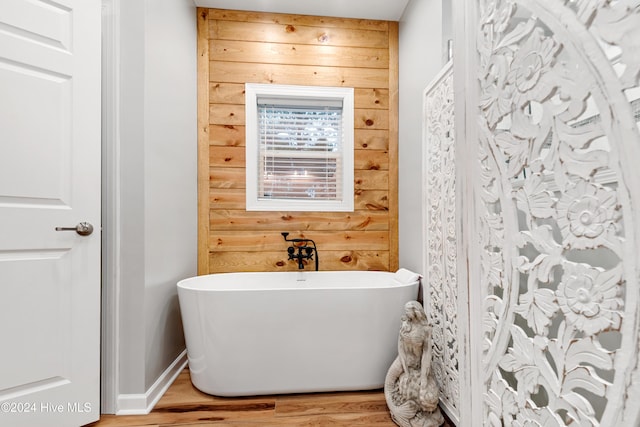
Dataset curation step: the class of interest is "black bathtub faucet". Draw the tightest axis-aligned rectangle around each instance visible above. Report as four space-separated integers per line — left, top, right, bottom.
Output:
281 232 319 271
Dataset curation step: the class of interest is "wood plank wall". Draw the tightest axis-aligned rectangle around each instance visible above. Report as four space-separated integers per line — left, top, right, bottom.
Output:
197 8 399 274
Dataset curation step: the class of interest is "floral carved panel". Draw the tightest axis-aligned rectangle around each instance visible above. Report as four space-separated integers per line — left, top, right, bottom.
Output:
423 62 460 421
474 0 640 425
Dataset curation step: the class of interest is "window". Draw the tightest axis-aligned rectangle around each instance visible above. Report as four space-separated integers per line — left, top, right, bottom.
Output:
245 83 354 211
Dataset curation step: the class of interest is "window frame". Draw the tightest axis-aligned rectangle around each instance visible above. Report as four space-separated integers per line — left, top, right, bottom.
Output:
245 83 354 212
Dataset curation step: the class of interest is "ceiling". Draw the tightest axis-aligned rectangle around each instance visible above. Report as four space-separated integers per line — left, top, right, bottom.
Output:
192 0 411 21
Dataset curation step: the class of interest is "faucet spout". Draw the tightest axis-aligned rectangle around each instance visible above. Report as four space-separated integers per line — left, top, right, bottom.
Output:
297 247 307 269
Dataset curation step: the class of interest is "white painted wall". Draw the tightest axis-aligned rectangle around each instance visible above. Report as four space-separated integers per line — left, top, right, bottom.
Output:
398 0 445 273
107 0 197 409
117 0 147 396
143 0 197 392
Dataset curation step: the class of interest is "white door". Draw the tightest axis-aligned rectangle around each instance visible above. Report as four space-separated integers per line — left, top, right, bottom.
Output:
0 0 101 426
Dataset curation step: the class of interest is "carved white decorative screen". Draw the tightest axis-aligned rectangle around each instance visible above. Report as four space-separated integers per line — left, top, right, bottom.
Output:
423 62 460 422
464 0 640 425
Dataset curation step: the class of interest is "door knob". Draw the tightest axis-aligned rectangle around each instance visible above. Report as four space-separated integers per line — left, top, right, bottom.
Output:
55 222 94 236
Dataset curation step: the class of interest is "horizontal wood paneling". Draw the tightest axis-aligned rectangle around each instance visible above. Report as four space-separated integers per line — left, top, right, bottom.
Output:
355 129 389 150
210 20 389 48
209 9 390 31
209 146 245 168
208 250 389 272
211 40 389 69
355 150 389 170
209 188 390 211
209 124 245 146
355 108 389 129
210 84 389 110
210 82 246 104
210 61 389 88
210 168 245 189
355 88 389 110
209 103 244 125
210 210 390 231
355 190 389 211
209 231 389 251
209 188 244 209
200 9 398 274
355 170 389 190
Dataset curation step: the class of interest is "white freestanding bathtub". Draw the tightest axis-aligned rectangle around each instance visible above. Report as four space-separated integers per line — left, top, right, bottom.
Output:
177 269 420 396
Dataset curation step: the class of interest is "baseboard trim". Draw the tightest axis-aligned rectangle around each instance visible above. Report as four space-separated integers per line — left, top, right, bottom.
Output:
116 349 188 415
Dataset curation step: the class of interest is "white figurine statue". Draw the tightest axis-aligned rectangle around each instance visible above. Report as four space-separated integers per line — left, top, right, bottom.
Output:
385 301 444 427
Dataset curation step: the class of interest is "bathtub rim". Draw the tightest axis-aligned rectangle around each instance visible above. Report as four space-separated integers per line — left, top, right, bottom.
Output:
177 270 419 292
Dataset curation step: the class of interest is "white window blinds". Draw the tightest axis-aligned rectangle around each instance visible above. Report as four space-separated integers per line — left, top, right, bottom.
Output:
257 101 343 201
245 83 354 212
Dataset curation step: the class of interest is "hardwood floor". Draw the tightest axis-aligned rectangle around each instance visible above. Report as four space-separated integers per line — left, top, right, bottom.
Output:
88 369 454 426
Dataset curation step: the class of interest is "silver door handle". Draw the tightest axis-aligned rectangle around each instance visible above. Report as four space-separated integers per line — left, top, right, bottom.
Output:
55 222 94 236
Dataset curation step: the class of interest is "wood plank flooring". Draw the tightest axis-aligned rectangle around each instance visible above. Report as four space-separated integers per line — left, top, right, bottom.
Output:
88 369 454 426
